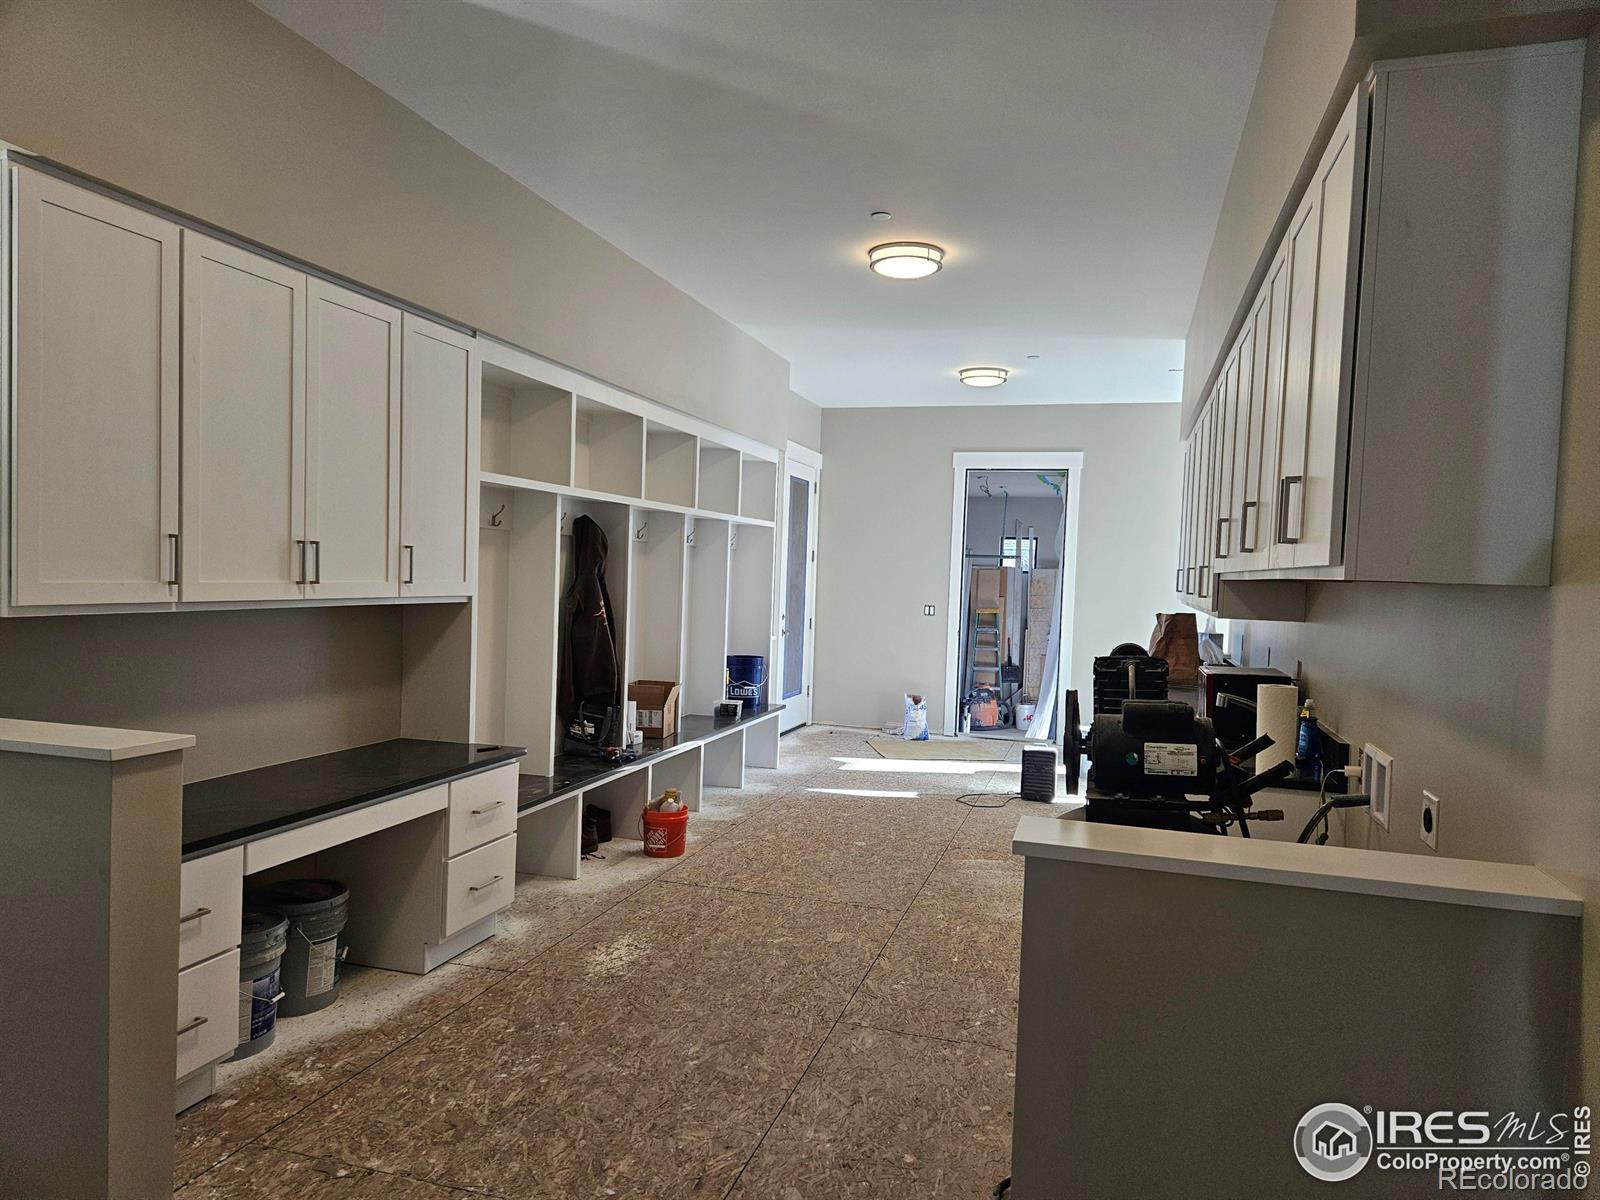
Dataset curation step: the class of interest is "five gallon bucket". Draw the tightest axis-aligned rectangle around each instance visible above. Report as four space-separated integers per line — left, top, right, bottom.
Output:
726 654 767 707
641 806 689 858
231 911 288 1060
248 879 350 1017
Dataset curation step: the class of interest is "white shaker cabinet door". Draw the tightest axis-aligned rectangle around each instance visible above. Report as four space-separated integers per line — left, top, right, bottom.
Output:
306 280 402 599
181 232 307 602
11 167 180 606
400 314 477 598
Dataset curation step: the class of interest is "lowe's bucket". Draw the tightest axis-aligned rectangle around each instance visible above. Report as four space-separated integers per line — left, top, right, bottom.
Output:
230 911 288 1060
248 879 349 1017
726 655 767 707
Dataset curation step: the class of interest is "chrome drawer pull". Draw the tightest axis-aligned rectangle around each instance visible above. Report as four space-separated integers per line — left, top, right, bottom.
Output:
176 1015 209 1037
1239 501 1259 552
470 801 505 816
468 875 504 894
178 906 212 925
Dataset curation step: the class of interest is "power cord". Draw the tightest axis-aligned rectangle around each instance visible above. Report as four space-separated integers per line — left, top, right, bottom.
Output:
947 793 1011 812
1297 768 1371 844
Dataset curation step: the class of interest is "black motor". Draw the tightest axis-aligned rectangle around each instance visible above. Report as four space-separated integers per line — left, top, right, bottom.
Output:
1089 700 1219 798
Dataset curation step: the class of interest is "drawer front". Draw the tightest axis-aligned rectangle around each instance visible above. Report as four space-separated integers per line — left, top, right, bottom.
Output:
447 764 518 856
442 833 516 937
175 948 240 1080
179 846 244 969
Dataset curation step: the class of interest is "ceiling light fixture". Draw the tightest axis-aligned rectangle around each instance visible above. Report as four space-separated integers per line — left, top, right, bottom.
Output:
867 241 945 279
958 366 1009 388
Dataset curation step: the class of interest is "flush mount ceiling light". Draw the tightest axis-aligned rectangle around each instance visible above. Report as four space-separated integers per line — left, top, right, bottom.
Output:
867 241 945 279
958 366 1009 388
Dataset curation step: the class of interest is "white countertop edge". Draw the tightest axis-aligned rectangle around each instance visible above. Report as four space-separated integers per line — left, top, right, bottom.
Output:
0 718 196 761
1011 815 1582 917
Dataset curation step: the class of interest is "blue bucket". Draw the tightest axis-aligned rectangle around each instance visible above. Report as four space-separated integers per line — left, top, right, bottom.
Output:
727 655 767 706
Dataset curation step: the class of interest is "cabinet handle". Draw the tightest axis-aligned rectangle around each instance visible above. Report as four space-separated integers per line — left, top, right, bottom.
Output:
1175 567 1183 591
1276 476 1304 544
296 539 308 585
309 540 321 585
1198 564 1211 597
1215 516 1231 559
469 801 504 816
176 1015 209 1037
178 906 212 926
468 875 503 893
166 532 180 585
403 544 415 585
1240 501 1258 553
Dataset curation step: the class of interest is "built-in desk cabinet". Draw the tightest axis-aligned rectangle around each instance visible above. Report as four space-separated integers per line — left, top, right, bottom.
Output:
1179 44 1583 618
3 164 474 613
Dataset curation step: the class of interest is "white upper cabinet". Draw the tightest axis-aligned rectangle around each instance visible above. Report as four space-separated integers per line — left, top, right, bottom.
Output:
1191 43 1581 603
181 232 307 602
10 168 180 606
400 314 477 598
306 281 402 600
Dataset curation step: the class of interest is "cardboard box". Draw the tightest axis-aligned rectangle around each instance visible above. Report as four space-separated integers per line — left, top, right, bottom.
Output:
628 680 680 739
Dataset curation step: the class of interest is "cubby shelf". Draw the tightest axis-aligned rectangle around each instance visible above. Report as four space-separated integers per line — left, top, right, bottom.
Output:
480 471 776 528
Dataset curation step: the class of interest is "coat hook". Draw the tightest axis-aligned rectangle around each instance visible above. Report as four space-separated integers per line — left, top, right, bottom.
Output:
634 520 648 542
489 504 506 528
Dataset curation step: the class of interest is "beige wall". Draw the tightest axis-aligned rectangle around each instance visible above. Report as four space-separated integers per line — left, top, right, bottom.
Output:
1218 16 1600 1099
813 404 1181 732
1182 0 1599 433
0 608 403 782
0 0 818 450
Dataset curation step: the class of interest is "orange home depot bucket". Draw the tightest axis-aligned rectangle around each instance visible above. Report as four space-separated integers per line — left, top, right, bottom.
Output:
641 805 689 857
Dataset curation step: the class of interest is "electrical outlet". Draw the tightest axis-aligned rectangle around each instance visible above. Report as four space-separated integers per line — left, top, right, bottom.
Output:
1420 789 1441 850
923 604 936 617
1363 744 1393 830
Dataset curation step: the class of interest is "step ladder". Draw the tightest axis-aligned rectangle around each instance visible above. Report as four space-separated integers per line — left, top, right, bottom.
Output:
965 607 1003 696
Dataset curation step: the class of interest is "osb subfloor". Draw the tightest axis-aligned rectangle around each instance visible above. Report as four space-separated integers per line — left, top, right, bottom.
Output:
175 726 1060 1199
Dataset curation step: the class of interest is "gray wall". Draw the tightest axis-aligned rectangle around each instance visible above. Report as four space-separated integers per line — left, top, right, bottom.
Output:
1211 12 1600 1099
964 495 1066 570
813 404 1181 732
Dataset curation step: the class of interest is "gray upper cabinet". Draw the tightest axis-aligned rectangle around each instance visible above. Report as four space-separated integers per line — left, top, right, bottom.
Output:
10 167 180 607
181 231 308 603
1182 41 1583 612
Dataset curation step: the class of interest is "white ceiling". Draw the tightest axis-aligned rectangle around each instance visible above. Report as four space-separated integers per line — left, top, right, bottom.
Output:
254 0 1273 408
966 470 1067 500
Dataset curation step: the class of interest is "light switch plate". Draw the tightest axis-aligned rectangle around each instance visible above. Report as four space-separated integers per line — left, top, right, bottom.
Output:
1420 789 1440 851
1363 744 1392 831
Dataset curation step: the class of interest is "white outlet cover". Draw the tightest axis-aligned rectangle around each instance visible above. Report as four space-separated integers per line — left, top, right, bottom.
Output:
1420 789 1441 850
1364 744 1393 831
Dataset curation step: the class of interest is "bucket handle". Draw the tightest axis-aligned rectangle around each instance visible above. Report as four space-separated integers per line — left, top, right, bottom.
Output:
238 986 288 1005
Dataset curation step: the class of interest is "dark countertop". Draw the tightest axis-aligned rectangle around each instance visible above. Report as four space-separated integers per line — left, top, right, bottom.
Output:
518 705 783 812
183 739 525 859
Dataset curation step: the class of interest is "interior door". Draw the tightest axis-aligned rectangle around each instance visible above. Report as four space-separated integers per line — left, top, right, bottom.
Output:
11 167 180 606
779 455 819 731
400 313 477 597
181 231 306 602
306 280 402 599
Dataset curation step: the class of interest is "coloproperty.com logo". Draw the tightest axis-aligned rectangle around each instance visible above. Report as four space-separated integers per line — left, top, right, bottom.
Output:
1294 1103 1592 1192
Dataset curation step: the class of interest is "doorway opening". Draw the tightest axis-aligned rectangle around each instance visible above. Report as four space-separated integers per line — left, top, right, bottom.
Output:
944 453 1082 741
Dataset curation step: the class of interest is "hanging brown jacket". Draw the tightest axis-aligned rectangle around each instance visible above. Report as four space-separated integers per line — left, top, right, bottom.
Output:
558 515 621 721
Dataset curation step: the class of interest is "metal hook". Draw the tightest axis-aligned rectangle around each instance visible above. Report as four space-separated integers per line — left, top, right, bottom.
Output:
489 504 506 528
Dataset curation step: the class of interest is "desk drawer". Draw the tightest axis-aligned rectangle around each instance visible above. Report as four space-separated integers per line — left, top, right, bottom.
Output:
442 833 516 937
175 948 240 1080
178 847 243 970
447 765 518 856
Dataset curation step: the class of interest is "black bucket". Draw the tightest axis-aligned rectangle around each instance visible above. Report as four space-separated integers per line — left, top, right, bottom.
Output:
248 879 350 1017
230 911 288 1059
